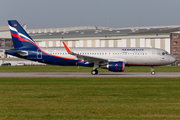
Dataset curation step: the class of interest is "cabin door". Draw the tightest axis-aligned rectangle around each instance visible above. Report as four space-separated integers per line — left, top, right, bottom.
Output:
151 49 157 59
37 49 42 59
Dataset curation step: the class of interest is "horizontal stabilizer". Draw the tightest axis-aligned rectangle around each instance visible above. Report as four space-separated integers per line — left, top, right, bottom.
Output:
6 50 28 56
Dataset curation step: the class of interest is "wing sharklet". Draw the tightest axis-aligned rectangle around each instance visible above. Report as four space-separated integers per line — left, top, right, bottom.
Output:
62 41 71 53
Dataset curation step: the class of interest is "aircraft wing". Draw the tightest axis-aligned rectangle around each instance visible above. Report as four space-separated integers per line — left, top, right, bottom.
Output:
62 42 108 64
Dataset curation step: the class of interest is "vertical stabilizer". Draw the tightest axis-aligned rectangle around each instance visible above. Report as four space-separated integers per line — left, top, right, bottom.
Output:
8 20 37 50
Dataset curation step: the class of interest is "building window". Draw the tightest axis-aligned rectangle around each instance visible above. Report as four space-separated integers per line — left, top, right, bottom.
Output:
173 48 177 52
174 54 177 58
5 45 10 47
174 41 177 45
174 35 178 39
5 40 11 43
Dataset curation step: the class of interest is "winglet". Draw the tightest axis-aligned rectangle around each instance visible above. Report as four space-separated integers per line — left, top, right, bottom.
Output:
62 41 71 53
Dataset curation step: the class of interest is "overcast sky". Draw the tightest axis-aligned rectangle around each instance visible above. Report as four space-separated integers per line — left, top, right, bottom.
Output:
0 0 180 29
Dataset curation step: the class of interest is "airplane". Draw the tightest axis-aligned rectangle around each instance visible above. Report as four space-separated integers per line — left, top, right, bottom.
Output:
5 20 176 75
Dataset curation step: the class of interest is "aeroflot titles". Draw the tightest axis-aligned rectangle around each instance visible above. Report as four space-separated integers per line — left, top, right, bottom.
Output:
122 49 144 51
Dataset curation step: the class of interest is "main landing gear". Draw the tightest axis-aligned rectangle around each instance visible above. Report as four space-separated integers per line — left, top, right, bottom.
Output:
151 66 155 75
91 69 98 75
91 62 99 75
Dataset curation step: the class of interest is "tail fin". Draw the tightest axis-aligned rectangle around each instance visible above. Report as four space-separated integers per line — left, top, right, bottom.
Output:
8 20 37 50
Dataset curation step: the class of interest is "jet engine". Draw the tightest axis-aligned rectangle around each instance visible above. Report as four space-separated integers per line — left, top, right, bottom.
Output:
101 61 125 72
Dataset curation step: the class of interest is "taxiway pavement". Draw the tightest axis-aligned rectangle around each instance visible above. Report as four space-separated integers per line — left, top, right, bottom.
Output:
0 72 180 77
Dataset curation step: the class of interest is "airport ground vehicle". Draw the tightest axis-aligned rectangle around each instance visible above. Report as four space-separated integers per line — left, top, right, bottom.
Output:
16 63 25 66
1 63 11 66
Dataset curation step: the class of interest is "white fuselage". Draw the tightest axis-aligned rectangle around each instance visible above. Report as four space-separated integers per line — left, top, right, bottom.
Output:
41 47 176 66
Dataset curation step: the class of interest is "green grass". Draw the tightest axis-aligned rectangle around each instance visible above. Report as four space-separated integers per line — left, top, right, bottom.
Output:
0 78 180 120
0 66 179 72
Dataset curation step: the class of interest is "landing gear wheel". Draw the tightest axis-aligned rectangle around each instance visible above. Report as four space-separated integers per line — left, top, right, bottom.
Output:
91 70 98 75
151 71 155 75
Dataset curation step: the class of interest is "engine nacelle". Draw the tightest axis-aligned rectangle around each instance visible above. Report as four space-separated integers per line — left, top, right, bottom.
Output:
101 61 125 72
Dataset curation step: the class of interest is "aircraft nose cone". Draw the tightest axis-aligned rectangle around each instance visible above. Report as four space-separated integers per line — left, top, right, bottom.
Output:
171 56 177 63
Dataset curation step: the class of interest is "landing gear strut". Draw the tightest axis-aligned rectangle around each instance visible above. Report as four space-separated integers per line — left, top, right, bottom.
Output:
151 66 155 75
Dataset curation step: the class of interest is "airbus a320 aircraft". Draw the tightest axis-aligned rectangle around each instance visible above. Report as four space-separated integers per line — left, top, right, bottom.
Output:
5 20 176 75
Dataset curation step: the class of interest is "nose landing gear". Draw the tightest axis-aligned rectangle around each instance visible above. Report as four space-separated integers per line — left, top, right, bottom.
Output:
151 66 155 75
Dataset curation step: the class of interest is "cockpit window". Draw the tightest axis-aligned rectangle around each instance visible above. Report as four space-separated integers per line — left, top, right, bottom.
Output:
162 52 170 55
165 52 170 55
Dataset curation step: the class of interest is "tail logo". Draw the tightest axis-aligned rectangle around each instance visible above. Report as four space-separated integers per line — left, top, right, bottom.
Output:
9 25 35 44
